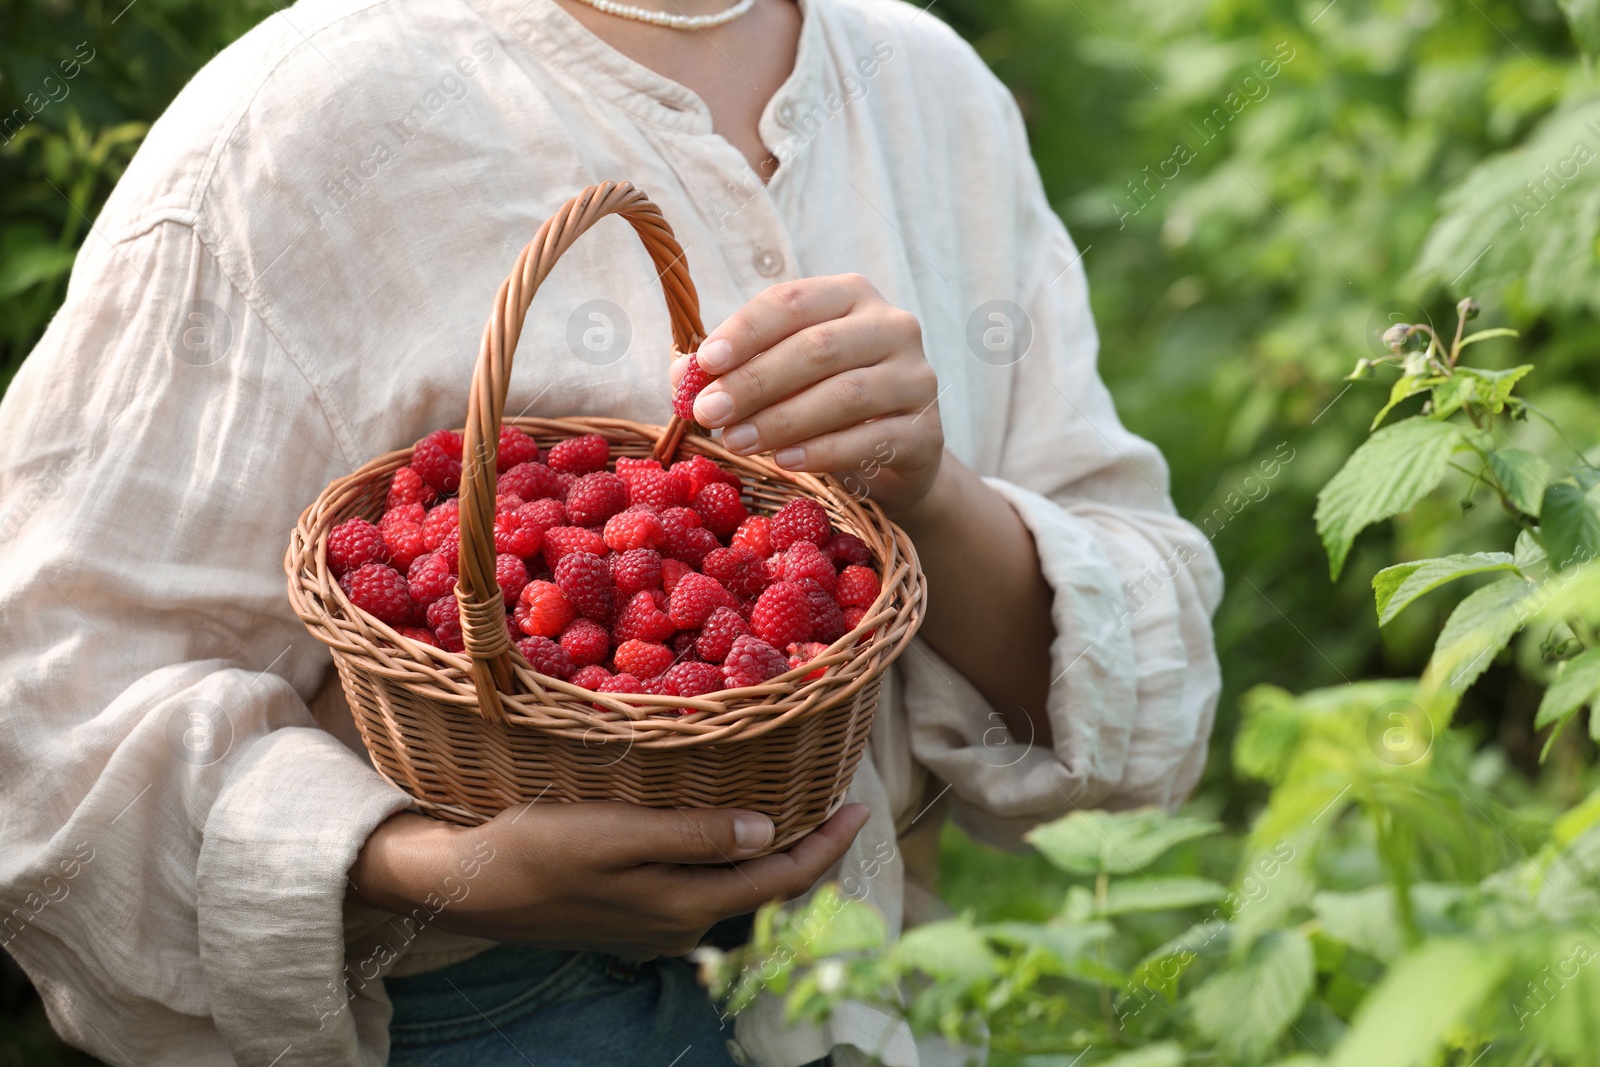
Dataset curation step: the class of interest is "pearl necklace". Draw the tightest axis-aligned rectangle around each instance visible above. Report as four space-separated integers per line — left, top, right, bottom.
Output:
569 0 757 29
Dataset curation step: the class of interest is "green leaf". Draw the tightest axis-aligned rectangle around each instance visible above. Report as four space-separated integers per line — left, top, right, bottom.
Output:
802 895 887 959
1025 808 1221 876
1455 326 1520 349
1489 449 1550 516
1514 528 1548 569
1099 877 1229 916
1424 575 1536 700
1312 887 1406 963
1559 0 1600 57
892 919 998 983
1414 98 1600 312
1455 364 1534 413
984 920 1119 981
1369 374 1435 430
1534 649 1600 736
1371 552 1519 626
0 226 78 300
1329 940 1510 1067
1315 419 1464 580
1542 482 1600 569
1098 1044 1185 1067
1189 930 1315 1064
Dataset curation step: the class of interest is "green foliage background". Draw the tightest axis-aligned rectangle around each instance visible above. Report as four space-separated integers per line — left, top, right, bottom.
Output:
4 0 1600 1063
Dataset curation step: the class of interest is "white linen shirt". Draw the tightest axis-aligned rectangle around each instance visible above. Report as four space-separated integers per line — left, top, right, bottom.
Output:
0 0 1223 1064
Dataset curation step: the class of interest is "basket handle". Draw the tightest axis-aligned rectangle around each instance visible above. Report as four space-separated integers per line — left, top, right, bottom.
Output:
455 181 707 722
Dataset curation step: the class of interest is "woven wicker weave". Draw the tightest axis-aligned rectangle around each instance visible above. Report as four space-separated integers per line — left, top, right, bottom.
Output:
286 181 926 852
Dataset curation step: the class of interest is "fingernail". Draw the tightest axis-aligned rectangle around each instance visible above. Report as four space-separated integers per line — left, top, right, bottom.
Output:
698 338 735 373
773 446 804 468
695 388 734 426
733 811 774 851
722 423 758 453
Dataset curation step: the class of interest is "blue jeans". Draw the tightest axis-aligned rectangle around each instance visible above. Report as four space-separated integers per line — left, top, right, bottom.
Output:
385 941 828 1067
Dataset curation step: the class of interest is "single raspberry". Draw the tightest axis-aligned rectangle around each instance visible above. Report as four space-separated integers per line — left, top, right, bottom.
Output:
722 636 787 688
808 587 847 644
842 604 872 636
547 434 610 475
558 617 610 667
496 554 529 605
637 674 670 696
422 500 461 552
428 597 465 653
671 631 701 661
518 497 567 533
515 635 574 680
381 503 427 530
497 426 541 472
339 563 411 625
836 565 880 607
518 580 576 637
610 548 663 595
614 639 674 679
566 472 630 527
554 471 576 500
668 572 737 630
730 515 773 558
554 551 613 621
696 606 751 663
597 673 644 695
494 508 543 558
412 429 464 494
662 660 723 698
541 526 608 569
672 455 739 500
693 482 748 539
648 588 669 609
701 547 764 599
627 467 690 510
604 506 666 553
660 558 693 594
407 552 456 606
498 492 527 510
569 664 613 690
386 466 438 510
785 641 831 682
825 532 872 568
673 352 713 422
670 526 720 569
659 507 702 557
397 626 441 649
782 541 837 595
751 581 813 647
500 461 562 502
436 528 461 573
382 520 427 571
613 590 676 643
327 518 389 577
770 498 831 550
614 456 663 487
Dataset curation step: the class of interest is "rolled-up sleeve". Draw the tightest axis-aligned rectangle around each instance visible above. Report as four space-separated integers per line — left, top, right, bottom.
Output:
904 89 1224 848
0 221 413 1065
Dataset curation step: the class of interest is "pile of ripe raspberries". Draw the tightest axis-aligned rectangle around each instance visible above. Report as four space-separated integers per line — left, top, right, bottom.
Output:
326 426 880 703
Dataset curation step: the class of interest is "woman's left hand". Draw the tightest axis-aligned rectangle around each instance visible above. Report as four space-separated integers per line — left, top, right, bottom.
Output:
670 273 943 516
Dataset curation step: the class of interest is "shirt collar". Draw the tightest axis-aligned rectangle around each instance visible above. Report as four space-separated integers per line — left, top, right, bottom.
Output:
472 0 825 140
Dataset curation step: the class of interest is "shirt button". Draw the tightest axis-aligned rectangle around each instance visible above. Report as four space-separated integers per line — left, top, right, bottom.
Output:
724 1038 751 1066
752 247 784 277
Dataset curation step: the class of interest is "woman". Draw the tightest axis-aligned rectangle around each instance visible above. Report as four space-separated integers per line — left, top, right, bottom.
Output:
0 0 1222 1064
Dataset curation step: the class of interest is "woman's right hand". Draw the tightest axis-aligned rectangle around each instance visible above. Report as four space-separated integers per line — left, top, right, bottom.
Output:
348 801 869 960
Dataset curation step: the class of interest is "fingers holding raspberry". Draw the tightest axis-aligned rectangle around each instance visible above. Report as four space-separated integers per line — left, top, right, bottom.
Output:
673 274 944 514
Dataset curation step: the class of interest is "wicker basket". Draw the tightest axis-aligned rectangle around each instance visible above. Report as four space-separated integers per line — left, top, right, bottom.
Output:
285 181 926 853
